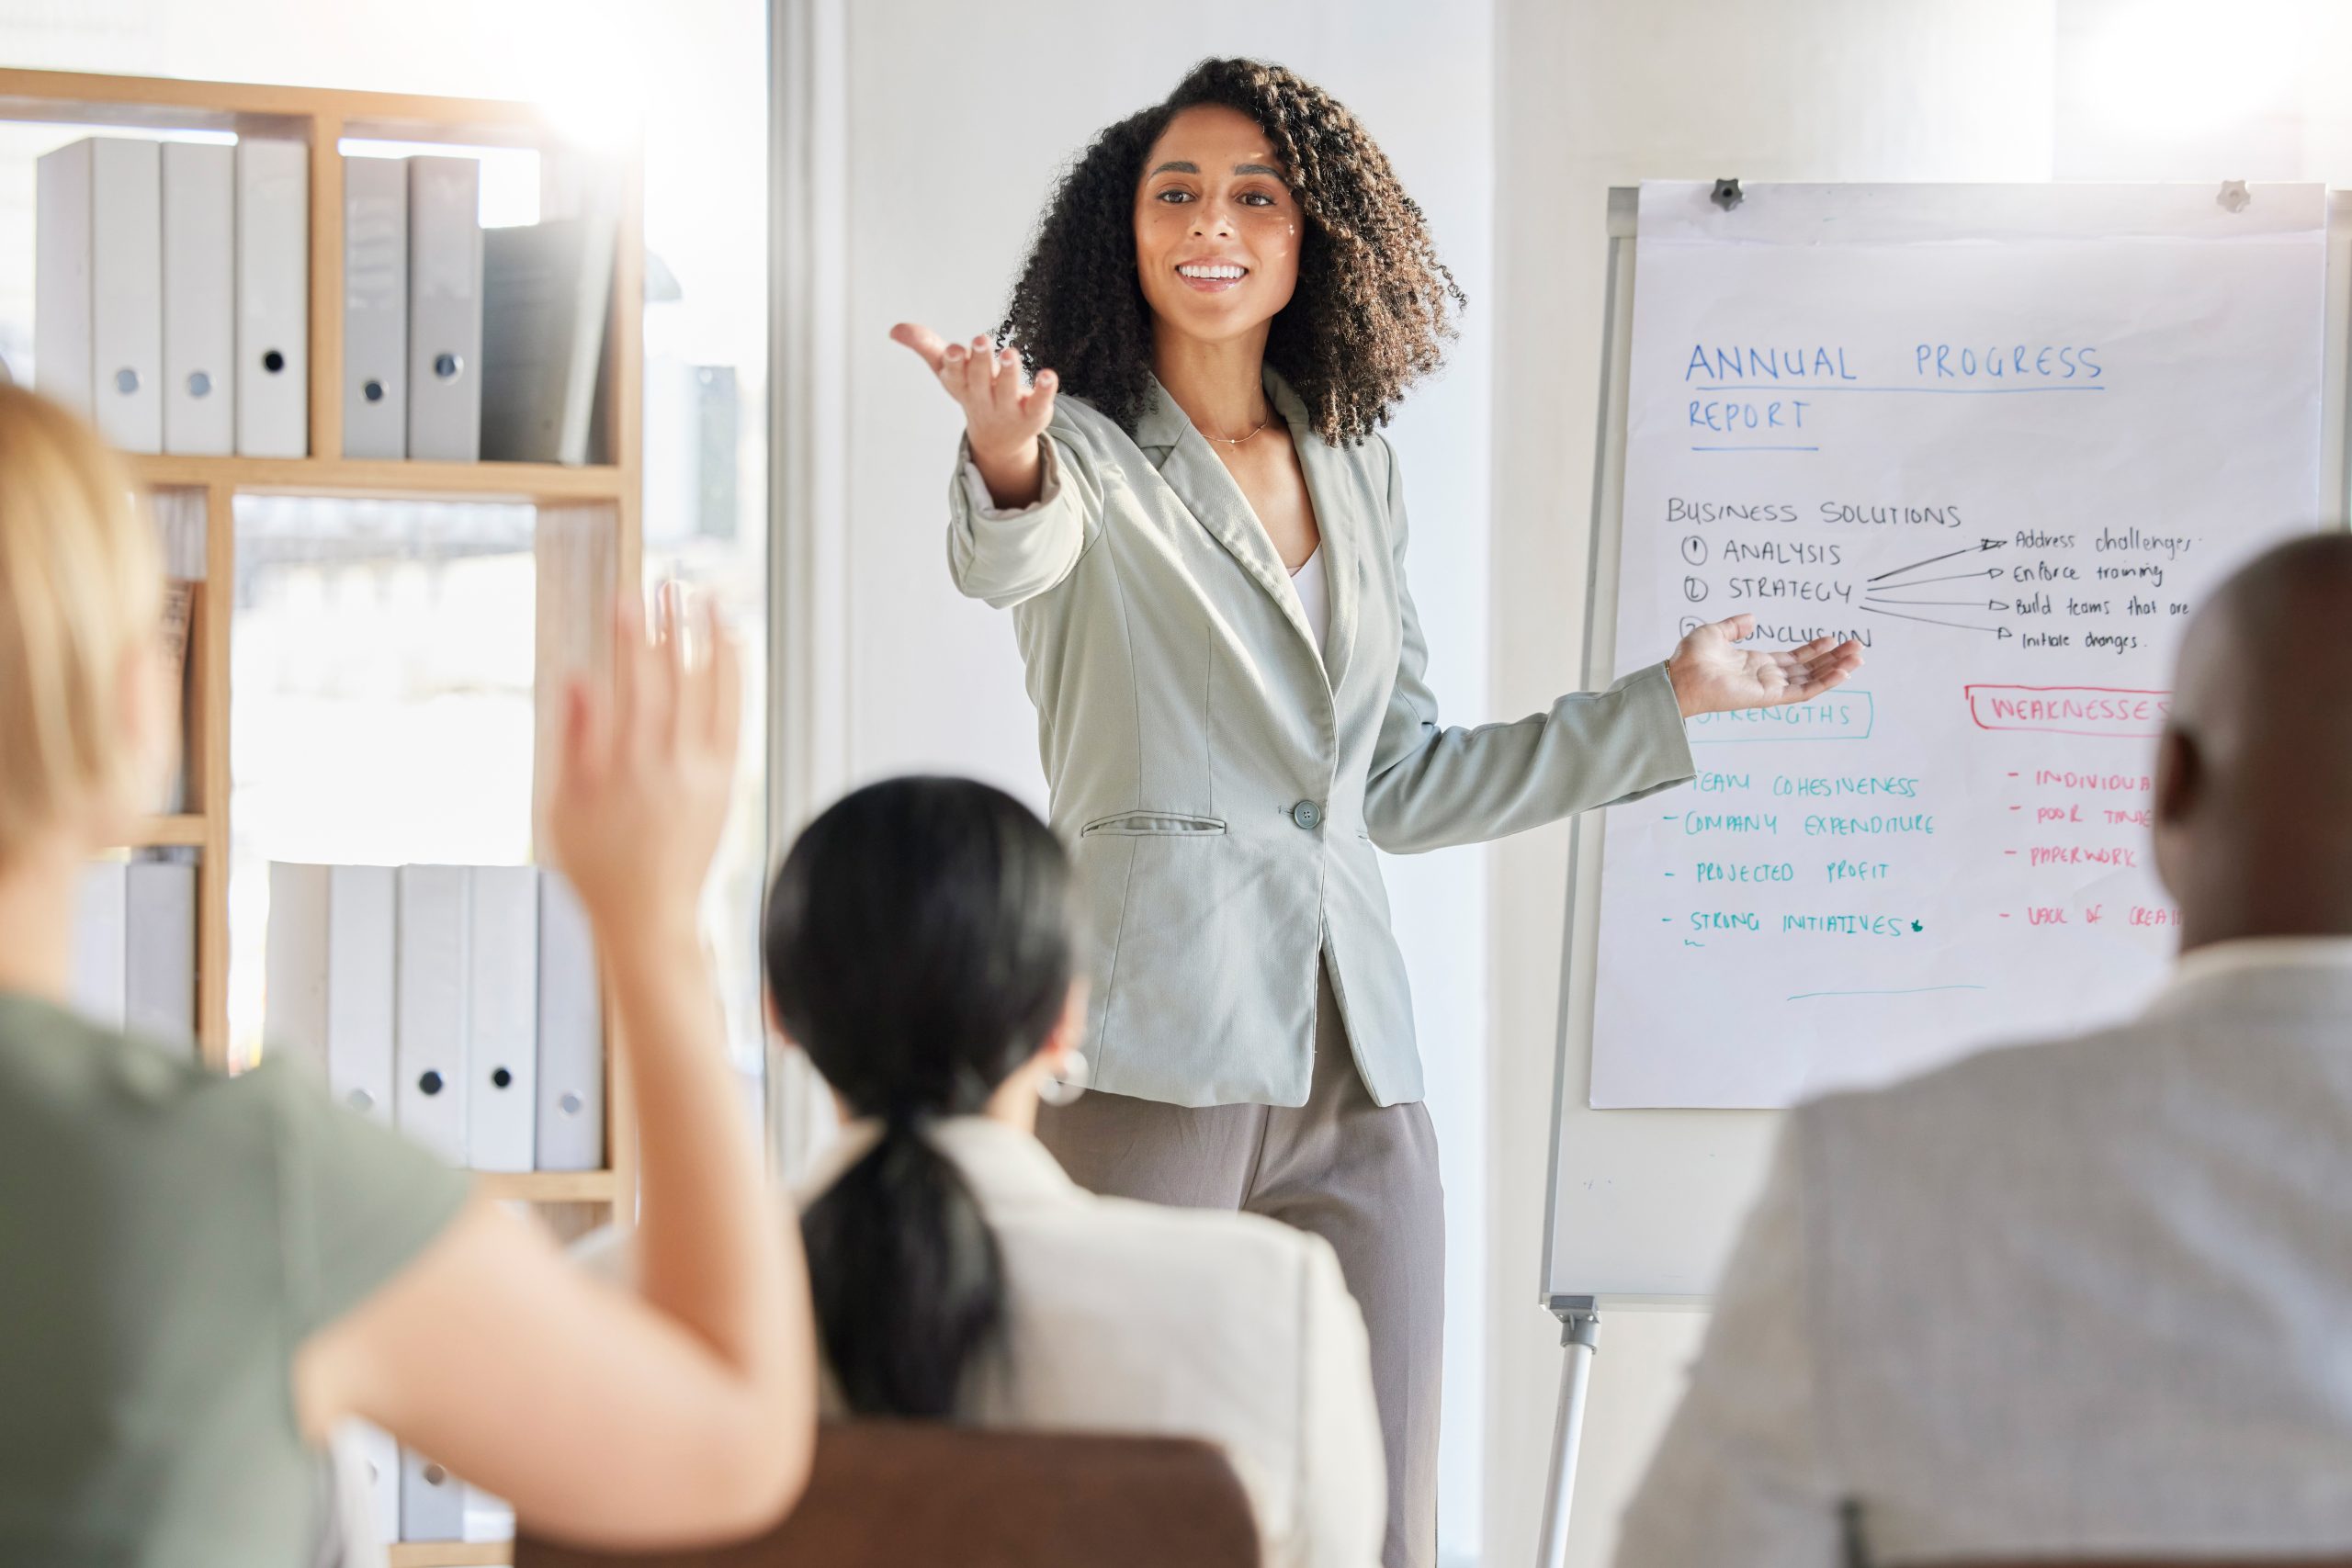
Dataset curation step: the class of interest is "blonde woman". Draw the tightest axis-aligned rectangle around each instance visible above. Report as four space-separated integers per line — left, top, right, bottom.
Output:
0 386 815 1566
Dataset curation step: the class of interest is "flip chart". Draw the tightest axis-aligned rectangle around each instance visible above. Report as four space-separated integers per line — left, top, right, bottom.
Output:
1590 182 2326 1109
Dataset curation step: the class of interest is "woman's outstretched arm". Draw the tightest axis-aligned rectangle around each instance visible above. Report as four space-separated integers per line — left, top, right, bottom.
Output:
1364 439 1697 853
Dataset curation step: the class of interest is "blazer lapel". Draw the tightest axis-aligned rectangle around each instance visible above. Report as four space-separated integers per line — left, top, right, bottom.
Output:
1139 372 1361 689
1266 371 1363 695
1139 377 1317 660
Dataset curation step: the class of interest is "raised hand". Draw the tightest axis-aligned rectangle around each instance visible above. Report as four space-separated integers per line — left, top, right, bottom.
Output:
1665 615 1864 717
546 582 742 935
889 322 1057 509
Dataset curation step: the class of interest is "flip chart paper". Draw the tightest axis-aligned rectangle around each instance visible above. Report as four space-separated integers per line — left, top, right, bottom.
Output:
1590 182 2325 1109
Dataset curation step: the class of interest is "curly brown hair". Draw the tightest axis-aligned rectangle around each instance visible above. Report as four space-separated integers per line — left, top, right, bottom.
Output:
997 58 1464 446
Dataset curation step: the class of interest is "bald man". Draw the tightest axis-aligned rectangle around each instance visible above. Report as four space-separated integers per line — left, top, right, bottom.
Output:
1616 534 2352 1568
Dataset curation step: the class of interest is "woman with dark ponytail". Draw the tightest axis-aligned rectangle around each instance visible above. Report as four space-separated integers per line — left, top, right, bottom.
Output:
770 775 1067 1418
767 776 1384 1567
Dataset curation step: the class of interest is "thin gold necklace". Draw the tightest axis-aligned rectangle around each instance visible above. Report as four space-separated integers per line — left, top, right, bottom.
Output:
1204 403 1274 446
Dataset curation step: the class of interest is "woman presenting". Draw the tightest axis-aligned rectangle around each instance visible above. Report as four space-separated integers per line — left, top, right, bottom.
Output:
893 58 1861 1568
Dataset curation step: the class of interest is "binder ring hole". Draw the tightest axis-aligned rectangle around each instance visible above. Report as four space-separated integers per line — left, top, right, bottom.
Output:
491 1066 513 1089
363 378 386 403
113 367 139 395
186 371 211 400
434 352 464 381
560 1091 584 1116
418 1070 444 1096
261 349 286 374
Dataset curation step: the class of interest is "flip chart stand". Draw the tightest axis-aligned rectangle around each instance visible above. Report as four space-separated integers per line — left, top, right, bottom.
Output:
1535 1296 1602 1568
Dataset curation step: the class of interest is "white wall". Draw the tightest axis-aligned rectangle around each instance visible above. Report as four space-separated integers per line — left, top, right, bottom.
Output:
1485 5 2059 1565
808 4 1498 1560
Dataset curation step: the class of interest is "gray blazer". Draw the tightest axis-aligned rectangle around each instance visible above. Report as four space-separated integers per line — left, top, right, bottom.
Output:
947 370 1693 1108
1618 946 2352 1567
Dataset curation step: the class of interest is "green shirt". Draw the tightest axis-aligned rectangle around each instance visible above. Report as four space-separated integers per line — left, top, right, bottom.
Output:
0 993 471 1567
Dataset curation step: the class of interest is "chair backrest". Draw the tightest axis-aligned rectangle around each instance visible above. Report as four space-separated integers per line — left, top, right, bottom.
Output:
514 1420 1263 1568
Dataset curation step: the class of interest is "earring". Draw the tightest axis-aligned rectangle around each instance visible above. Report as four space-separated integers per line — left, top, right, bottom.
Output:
1037 1051 1091 1108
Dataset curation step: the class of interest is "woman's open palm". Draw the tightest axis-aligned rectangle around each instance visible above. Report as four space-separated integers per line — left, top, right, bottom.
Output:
889 323 1057 462
1666 615 1865 717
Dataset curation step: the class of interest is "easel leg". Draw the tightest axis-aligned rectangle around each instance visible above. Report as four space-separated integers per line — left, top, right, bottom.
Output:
1536 1297 1601 1568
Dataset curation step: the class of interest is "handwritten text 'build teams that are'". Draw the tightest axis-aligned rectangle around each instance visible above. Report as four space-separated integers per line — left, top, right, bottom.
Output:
1682 344 2107 443
1665 502 2196 656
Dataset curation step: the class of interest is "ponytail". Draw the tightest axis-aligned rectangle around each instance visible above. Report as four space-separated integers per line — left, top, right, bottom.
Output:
764 776 1075 1419
799 1114 1004 1416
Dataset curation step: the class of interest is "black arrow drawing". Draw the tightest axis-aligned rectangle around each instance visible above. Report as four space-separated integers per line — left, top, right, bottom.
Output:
1864 567 2004 590
1862 597 2002 607
1868 539 2007 584
1854 604 2003 633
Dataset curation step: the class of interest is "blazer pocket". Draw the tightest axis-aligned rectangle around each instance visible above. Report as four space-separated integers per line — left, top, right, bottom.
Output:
1079 810 1228 838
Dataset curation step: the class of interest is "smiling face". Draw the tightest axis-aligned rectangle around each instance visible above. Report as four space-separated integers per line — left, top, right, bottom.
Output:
1132 104 1303 352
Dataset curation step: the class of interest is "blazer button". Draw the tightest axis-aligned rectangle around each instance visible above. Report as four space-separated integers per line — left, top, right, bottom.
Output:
1291 800 1323 830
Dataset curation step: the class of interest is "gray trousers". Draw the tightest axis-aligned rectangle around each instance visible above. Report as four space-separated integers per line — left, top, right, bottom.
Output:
1038 964 1443 1568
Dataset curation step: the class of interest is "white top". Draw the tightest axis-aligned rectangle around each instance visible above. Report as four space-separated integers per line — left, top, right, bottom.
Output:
1289 544 1329 663
800 1116 1385 1568
1618 935 2352 1566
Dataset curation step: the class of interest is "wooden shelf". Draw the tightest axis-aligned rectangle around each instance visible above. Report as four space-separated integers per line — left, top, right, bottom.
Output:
388 1542 512 1567
127 813 207 849
476 1169 620 1204
130 454 628 504
0 67 561 146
